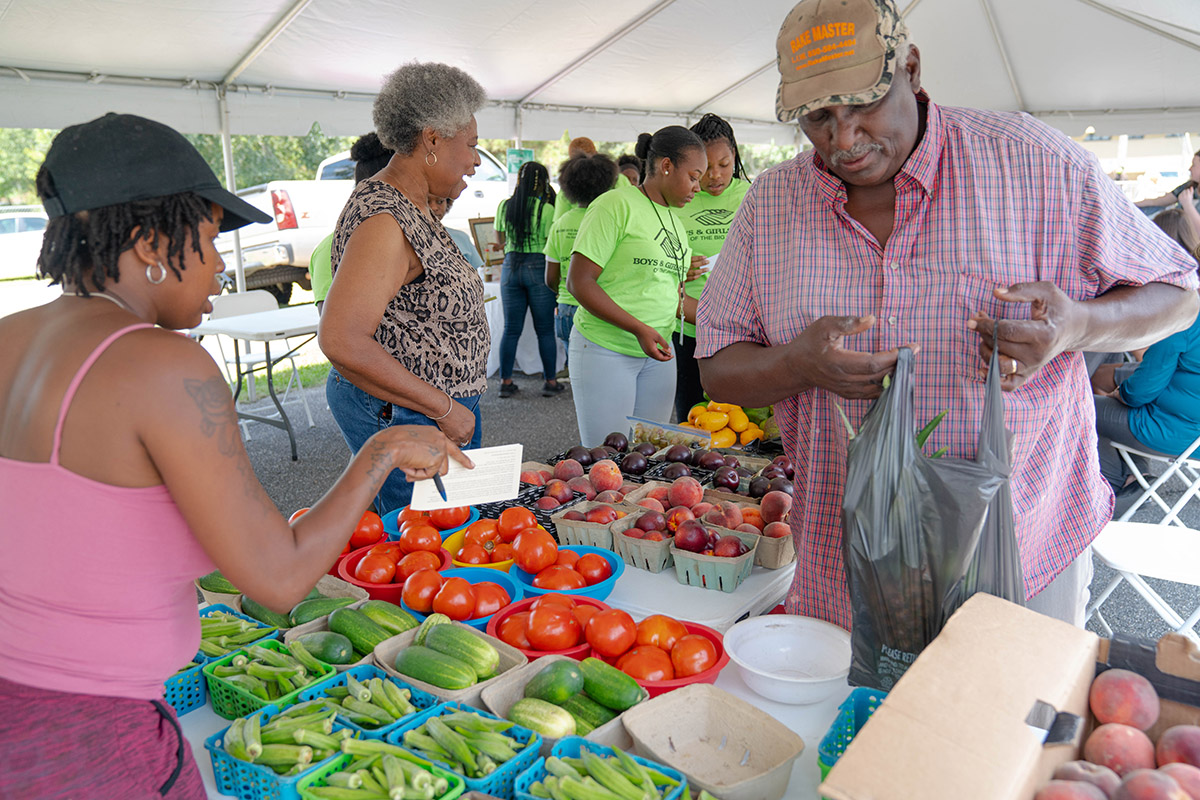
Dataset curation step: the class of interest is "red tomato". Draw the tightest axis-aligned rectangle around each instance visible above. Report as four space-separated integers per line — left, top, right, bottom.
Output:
401 569 444 613
455 543 491 565
572 605 600 640
670 634 718 677
555 549 580 568
617 645 675 681
532 565 588 591
349 510 385 548
526 605 582 651
397 550 441 581
397 507 428 525
513 528 558 574
367 541 403 563
635 615 688 652
432 577 476 621
585 609 638 658
472 582 511 618
463 519 501 551
574 553 612 586
497 611 532 649
429 506 471 531
530 594 576 611
354 553 396 584
497 507 538 543
288 507 310 523
398 523 442 555
490 543 515 563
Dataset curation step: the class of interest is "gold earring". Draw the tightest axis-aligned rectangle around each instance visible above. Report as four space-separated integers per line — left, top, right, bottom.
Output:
425 151 438 167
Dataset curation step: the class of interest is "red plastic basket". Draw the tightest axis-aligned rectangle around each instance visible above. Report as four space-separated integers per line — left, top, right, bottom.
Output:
485 595 610 661
337 544 451 603
589 620 729 697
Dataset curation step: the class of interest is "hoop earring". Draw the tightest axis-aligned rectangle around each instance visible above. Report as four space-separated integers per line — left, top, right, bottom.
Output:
146 261 167 284
425 151 438 167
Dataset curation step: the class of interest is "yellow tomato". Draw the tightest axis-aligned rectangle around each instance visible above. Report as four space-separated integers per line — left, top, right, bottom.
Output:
696 411 730 432
710 428 738 449
726 408 750 433
687 403 708 425
739 426 764 445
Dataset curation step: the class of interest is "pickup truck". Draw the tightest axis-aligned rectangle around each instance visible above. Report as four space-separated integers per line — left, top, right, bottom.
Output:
216 146 509 303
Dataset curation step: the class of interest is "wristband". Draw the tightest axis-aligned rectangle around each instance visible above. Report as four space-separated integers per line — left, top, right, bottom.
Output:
430 393 454 421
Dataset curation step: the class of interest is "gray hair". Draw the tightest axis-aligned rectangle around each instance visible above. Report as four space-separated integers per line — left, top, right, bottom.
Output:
373 62 486 155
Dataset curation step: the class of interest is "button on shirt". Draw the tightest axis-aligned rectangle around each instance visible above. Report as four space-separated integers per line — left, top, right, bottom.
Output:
696 97 1199 629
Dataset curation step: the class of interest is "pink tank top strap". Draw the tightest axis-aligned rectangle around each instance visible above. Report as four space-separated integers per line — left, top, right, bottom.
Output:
51 323 156 465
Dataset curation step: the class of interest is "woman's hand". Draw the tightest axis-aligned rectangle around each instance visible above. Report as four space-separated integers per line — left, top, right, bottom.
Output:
434 400 477 447
372 424 473 481
636 324 673 361
1091 363 1119 395
686 255 710 282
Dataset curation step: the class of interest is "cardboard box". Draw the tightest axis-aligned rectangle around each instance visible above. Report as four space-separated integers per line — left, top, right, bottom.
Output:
820 593 1200 800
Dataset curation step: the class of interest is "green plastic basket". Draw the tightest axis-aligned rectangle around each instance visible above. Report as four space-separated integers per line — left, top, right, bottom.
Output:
297 752 465 800
202 638 336 720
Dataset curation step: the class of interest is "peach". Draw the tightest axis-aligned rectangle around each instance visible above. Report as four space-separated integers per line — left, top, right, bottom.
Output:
1114 769 1189 800
665 506 695 532
1086 724 1157 777
520 470 545 485
735 523 761 535
1158 726 1200 769
1054 761 1121 798
1158 764 1200 800
740 507 765 531
619 482 639 496
544 479 575 505
567 476 597 500
1035 781 1108 800
589 459 623 493
763 521 790 538
623 527 646 539
560 510 586 521
535 496 561 511
667 476 704 509
760 490 793 524
647 486 670 504
644 531 666 542
539 470 553 483
1091 669 1160 731
585 505 619 525
635 510 666 532
690 501 714 518
553 458 584 481
637 498 665 512
595 490 624 503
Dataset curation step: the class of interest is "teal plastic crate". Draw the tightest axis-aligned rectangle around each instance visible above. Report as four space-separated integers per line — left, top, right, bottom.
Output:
163 650 207 716
296 664 440 739
513 736 687 800
817 686 888 779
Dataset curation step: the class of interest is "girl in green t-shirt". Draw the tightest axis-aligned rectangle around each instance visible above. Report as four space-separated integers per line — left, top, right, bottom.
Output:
567 126 707 446
494 161 563 398
675 113 751 422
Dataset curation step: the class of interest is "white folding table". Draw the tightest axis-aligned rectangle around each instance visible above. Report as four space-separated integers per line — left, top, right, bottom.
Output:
189 304 320 461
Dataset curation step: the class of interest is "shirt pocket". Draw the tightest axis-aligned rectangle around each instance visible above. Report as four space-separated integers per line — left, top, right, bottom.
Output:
951 272 1026 382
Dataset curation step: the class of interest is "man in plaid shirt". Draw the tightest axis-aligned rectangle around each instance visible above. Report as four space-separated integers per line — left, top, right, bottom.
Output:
697 0 1199 628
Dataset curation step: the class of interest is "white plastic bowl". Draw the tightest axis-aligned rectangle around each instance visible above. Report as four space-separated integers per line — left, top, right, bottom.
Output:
723 614 851 705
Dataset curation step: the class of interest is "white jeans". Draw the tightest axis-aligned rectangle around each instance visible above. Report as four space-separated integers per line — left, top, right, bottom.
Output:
1024 546 1094 628
568 328 676 447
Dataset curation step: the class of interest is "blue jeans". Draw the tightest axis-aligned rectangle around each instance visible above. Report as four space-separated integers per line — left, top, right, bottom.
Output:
325 367 483 515
500 251 558 380
568 327 676 447
556 303 577 368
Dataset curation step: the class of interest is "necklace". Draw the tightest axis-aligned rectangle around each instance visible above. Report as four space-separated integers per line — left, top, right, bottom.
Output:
64 290 135 314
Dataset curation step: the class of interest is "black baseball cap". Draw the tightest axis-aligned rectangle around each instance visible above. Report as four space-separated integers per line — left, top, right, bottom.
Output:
39 113 271 232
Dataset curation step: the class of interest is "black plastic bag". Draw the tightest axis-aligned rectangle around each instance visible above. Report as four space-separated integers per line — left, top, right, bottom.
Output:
841 342 1024 690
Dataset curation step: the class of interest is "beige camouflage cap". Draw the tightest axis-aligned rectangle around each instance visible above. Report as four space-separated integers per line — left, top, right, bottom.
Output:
775 0 909 123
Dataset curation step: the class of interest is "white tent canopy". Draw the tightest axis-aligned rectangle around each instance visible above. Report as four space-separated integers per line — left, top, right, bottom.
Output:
3 0 1200 147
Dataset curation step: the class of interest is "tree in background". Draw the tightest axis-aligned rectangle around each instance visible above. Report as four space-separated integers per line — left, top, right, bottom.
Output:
0 128 57 204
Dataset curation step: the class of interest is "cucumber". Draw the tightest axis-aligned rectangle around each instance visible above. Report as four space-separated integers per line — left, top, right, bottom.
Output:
507 697 576 739
413 613 451 646
303 586 324 601
240 596 293 629
393 645 477 690
524 660 584 705
560 692 618 732
289 597 356 627
197 570 239 594
358 600 418 637
579 657 645 712
423 624 499 679
292 631 355 665
328 607 392 654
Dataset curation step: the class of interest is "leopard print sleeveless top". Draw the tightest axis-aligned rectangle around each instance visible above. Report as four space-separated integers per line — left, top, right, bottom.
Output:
332 180 489 398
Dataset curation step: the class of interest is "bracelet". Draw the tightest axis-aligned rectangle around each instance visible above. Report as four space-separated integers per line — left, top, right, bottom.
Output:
430 393 455 421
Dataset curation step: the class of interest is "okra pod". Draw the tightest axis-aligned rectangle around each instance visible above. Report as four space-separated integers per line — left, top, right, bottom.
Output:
400 731 453 763
225 626 277 645
199 619 245 637
560 776 623 800
211 664 247 678
529 782 551 799
613 746 655 791
394 759 432 792
247 644 296 668
371 765 389 793
344 697 394 725
224 673 269 700
245 662 303 681
475 753 497 777
325 686 352 699
306 786 387 800
244 713 263 760
341 738 411 759
580 750 644 800
356 768 386 794
345 673 372 703
403 786 434 800
381 681 414 718
425 717 476 775
277 672 296 696
451 729 515 763
368 679 401 718
279 698 336 718
255 743 313 767
286 639 327 674
293 727 342 751
643 766 679 788
346 753 380 773
546 756 584 780
381 754 406 799
222 718 248 761
437 711 513 732
198 640 231 658
326 771 364 789
340 708 386 728
262 710 335 735
544 776 570 800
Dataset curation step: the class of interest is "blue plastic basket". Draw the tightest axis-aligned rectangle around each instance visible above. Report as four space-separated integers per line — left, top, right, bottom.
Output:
382 506 480 540
163 650 208 716
513 736 688 800
816 686 888 779
508 546 624 601
295 664 441 740
296 752 466 800
400 567 524 631
204 703 359 800
387 701 542 799
202 603 282 648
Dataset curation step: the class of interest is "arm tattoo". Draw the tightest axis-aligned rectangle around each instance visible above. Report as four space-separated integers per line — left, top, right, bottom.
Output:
184 377 274 512
363 438 394 484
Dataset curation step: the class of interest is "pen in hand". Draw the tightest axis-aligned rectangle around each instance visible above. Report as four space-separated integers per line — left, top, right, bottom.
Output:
433 473 448 502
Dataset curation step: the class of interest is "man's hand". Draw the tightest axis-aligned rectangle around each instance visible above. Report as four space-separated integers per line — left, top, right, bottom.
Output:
1091 362 1119 395
790 315 909 399
636 325 673 361
969 282 1084 391
686 255 710 282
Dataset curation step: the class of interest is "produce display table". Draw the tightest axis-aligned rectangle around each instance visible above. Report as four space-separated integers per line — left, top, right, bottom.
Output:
604 563 793 632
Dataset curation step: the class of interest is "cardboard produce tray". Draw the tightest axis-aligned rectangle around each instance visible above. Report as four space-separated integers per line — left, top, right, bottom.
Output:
550 499 640 549
282 598 372 671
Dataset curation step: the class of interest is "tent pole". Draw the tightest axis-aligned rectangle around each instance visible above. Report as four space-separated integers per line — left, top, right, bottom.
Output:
515 105 523 149
218 86 246 293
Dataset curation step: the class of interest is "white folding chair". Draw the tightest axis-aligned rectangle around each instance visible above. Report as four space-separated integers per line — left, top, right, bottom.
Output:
208 291 315 435
1085 521 1200 643
1111 433 1200 526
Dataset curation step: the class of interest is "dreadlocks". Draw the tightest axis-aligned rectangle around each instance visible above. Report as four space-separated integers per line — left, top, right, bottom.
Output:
35 164 211 294
503 160 555 251
689 113 746 181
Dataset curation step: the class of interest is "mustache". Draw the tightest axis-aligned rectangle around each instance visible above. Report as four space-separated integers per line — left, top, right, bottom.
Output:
830 142 883 166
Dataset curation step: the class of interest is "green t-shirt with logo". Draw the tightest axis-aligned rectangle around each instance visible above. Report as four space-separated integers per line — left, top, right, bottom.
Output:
677 177 750 337
495 198 555 254
310 230 335 303
571 187 692 358
543 206 585 306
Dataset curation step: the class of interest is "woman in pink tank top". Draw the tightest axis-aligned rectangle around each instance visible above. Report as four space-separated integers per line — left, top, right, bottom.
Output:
0 114 474 798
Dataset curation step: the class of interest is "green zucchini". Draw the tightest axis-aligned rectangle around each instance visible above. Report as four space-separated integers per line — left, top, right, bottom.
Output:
358 600 418 636
197 570 239 594
413 613 451 646
507 697 576 739
289 596 356 627
293 631 356 665
240 596 293 629
579 657 645 712
328 607 392 654
524 660 584 705
393 645 477 690
423 624 499 679
559 692 618 732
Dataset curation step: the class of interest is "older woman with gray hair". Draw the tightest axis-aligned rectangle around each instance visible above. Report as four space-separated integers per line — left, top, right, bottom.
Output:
319 61 490 514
